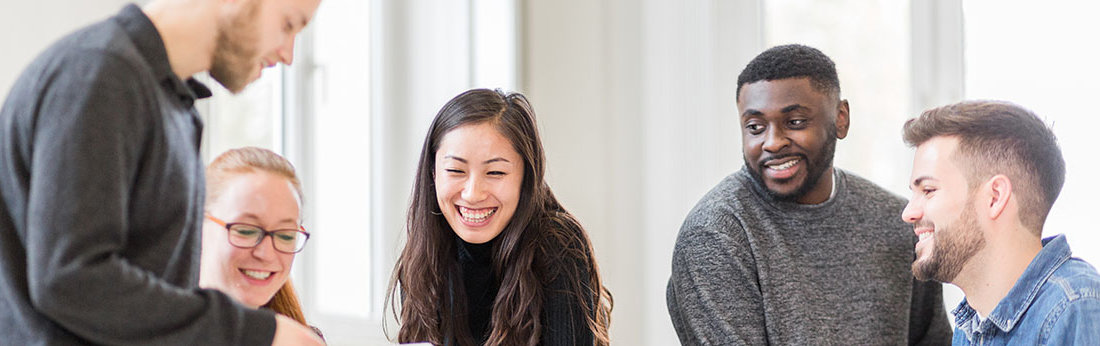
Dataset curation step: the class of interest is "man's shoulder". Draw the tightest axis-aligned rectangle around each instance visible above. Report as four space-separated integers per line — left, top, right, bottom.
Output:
1020 257 1100 321
30 18 149 83
1047 258 1100 298
673 171 770 251
1024 258 1100 342
683 171 759 223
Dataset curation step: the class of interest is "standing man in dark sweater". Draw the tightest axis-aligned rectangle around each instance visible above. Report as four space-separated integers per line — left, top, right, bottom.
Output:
0 0 323 344
666 44 952 345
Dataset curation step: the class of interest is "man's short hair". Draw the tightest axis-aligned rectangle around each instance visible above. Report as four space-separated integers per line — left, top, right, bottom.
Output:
902 100 1065 233
736 44 841 102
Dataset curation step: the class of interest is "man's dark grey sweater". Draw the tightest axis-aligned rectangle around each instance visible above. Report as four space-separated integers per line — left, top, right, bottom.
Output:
667 167 951 345
0 5 274 345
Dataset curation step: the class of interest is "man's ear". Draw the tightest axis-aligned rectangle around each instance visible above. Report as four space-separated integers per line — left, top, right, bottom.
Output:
836 99 850 139
986 174 1013 220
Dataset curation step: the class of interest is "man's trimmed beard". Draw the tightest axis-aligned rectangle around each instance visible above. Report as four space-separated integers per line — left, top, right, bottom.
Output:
745 124 837 202
209 0 262 94
912 198 986 283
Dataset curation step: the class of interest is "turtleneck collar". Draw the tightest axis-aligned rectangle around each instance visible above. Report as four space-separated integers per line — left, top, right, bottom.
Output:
457 235 496 266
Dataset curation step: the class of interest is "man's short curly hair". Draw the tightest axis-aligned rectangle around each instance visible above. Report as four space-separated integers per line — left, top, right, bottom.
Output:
736 44 840 102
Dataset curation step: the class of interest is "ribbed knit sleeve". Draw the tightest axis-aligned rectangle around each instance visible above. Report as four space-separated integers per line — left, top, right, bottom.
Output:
540 253 595 346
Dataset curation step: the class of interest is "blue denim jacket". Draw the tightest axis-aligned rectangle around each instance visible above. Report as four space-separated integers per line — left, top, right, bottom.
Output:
952 234 1100 345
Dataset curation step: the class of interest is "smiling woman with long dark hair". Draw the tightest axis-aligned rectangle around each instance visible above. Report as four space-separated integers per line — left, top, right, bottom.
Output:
386 89 612 346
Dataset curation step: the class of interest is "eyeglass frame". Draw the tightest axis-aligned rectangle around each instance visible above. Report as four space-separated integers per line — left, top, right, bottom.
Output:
204 214 311 254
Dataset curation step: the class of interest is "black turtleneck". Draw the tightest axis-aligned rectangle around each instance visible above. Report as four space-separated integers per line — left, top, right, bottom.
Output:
457 238 498 343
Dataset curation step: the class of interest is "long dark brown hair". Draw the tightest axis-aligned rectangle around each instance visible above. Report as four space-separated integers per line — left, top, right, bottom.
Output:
386 89 612 345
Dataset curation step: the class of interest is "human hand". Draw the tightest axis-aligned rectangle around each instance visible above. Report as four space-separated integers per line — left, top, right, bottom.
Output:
272 314 325 346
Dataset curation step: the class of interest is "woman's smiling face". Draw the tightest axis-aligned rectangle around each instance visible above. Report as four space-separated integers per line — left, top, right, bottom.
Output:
434 122 524 244
200 171 301 308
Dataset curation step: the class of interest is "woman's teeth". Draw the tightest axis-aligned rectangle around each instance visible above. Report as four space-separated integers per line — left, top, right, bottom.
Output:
769 159 799 170
242 269 272 280
459 206 496 223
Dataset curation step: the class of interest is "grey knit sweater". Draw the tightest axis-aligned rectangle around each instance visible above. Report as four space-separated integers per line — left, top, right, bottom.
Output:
666 167 951 345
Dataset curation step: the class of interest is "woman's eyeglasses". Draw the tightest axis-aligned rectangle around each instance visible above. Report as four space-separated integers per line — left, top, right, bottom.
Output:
205 214 311 254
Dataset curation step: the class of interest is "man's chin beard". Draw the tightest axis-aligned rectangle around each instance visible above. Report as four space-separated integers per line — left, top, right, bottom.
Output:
913 250 970 283
745 129 837 202
209 66 250 94
745 154 832 203
911 205 985 283
209 0 261 94
912 257 947 282
767 175 818 202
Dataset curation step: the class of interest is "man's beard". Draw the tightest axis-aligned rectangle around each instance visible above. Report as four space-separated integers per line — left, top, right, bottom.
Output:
745 124 837 202
209 0 262 93
912 200 986 283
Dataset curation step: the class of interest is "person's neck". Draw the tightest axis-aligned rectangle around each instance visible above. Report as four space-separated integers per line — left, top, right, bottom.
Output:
953 227 1042 317
142 0 219 80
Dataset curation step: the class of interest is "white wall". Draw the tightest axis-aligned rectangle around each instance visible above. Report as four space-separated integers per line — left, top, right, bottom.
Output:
0 1 143 100
524 1 762 344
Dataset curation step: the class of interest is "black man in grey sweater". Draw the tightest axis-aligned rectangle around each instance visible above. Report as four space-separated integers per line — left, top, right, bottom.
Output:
666 44 951 345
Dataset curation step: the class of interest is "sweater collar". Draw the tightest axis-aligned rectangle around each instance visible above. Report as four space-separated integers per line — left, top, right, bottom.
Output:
742 166 846 216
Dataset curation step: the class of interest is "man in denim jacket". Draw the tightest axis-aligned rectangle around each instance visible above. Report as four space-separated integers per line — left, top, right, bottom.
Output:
900 100 1100 345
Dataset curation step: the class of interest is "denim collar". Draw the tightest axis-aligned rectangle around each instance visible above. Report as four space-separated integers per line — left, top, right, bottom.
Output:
952 234 1072 335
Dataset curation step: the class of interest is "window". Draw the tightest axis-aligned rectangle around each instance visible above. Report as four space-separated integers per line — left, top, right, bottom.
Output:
764 0 914 194
472 0 519 90
199 68 284 159
283 0 375 342
301 0 373 318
